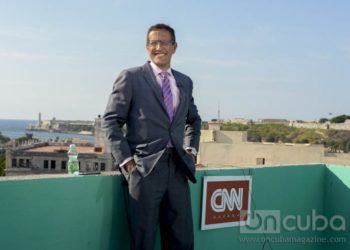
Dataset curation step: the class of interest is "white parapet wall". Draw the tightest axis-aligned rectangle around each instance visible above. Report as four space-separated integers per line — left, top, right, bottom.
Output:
199 141 324 167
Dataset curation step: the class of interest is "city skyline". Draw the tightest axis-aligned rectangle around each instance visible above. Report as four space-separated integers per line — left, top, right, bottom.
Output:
1 0 349 121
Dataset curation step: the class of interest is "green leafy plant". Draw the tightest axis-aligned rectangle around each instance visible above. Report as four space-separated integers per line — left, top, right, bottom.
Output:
0 155 6 176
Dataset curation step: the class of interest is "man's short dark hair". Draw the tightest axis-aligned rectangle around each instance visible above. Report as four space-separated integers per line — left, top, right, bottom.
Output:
147 23 176 44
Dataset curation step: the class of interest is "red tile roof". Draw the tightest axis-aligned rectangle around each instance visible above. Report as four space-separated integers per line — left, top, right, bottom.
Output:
25 146 104 154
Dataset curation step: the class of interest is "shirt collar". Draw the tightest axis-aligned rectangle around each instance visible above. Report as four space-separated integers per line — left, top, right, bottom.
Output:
149 61 172 77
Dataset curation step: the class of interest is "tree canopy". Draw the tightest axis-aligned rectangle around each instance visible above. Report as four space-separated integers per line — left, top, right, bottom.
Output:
0 132 10 144
0 155 5 176
15 133 36 143
330 115 350 123
221 122 350 152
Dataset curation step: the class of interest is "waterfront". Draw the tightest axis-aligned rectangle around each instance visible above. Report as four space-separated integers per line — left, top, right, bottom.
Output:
0 119 94 144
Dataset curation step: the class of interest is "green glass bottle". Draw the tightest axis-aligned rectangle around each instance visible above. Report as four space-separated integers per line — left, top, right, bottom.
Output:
68 144 79 175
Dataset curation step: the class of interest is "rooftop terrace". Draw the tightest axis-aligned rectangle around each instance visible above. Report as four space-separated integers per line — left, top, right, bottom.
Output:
0 164 349 250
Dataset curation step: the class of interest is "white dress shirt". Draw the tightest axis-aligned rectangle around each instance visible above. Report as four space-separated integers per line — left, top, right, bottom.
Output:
149 61 180 112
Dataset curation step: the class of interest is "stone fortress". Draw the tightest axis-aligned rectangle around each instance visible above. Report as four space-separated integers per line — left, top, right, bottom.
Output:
27 112 94 135
290 119 350 130
228 117 350 131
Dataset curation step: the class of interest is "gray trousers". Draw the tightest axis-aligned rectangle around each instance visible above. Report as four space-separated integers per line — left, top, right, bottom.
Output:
128 148 194 250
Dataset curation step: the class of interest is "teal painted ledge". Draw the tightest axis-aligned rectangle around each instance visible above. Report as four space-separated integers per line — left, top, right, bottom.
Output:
0 164 349 250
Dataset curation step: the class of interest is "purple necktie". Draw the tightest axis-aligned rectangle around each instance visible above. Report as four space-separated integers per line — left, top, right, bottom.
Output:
160 72 174 122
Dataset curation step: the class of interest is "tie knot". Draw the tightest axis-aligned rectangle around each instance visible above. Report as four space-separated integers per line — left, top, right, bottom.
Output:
160 72 169 79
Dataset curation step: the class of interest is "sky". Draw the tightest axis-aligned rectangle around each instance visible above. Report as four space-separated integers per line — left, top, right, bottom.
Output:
1 0 349 122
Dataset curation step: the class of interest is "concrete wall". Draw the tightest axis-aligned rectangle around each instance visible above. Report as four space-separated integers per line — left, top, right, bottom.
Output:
0 175 129 250
192 165 326 250
199 142 324 167
290 119 350 131
1 164 349 250
199 130 350 167
323 165 350 250
200 130 247 144
213 130 247 144
198 130 329 167
323 153 350 165
200 130 214 142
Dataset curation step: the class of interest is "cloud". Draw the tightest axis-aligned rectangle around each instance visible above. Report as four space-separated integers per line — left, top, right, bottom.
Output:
0 50 74 62
0 27 43 41
0 51 40 59
176 56 250 68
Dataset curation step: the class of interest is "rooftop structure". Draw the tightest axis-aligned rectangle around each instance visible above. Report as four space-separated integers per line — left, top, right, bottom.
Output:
5 142 113 176
4 116 113 176
199 127 350 167
25 145 104 154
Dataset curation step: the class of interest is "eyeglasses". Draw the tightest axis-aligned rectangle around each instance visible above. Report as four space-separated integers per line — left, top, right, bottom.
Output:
147 40 175 48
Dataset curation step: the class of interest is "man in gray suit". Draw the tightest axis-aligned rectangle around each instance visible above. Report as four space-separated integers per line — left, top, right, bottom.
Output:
103 23 201 250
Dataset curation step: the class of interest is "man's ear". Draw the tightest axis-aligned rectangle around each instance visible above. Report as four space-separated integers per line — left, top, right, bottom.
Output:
172 42 178 54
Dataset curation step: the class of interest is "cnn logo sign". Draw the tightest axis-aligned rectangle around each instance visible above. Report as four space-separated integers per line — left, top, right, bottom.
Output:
211 188 244 212
201 176 252 230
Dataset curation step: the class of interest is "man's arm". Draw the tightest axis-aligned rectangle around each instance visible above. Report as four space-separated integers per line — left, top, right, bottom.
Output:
103 70 134 168
184 78 201 151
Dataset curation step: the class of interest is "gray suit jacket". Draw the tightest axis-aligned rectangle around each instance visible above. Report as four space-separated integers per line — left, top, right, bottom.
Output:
103 62 201 183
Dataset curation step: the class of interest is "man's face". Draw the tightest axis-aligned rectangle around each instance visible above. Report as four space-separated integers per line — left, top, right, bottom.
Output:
146 29 177 70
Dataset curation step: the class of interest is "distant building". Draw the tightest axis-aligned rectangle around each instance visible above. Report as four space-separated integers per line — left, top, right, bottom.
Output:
226 118 253 125
257 118 290 125
199 124 350 167
207 120 223 131
5 116 114 176
290 119 350 131
27 113 94 134
5 143 113 176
